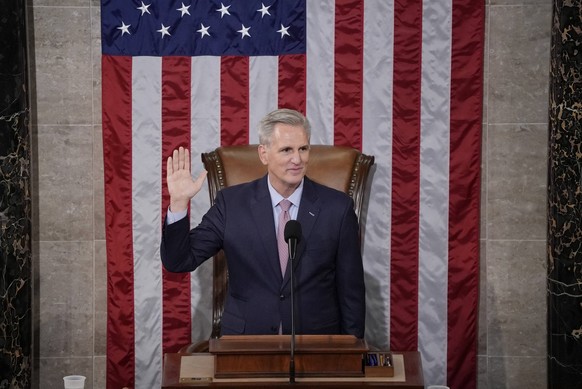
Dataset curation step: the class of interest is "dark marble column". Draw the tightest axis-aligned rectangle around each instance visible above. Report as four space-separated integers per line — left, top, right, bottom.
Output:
0 0 32 387
547 1 582 388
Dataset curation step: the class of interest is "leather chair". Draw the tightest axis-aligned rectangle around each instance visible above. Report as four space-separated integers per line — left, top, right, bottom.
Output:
180 144 375 353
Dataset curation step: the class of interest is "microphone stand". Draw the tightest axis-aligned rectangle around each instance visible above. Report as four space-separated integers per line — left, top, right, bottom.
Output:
284 221 301 384
289 247 296 383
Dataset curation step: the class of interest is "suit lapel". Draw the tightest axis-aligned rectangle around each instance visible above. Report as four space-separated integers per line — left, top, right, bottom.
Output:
281 177 320 289
250 176 284 283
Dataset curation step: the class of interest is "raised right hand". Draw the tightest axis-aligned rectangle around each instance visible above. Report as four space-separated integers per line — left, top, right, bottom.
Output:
166 147 208 213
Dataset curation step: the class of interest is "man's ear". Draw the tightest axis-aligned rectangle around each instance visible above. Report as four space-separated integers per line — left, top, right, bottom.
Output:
258 144 268 165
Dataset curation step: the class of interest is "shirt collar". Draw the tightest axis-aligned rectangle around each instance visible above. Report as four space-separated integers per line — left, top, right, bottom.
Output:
267 175 304 209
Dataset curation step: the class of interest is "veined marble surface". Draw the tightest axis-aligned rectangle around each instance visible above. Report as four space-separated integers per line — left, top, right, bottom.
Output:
547 1 582 388
0 1 32 388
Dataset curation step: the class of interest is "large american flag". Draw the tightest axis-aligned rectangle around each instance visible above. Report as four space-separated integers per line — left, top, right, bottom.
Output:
101 0 483 388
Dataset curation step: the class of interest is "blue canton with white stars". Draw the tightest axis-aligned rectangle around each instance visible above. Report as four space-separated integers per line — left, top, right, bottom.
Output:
101 0 306 57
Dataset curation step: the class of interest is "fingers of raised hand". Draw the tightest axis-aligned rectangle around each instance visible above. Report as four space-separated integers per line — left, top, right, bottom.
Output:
172 148 181 172
184 147 190 169
177 147 190 171
166 154 173 177
169 147 191 174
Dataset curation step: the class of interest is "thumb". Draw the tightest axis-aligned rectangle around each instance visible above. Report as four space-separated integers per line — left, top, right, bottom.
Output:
194 170 208 189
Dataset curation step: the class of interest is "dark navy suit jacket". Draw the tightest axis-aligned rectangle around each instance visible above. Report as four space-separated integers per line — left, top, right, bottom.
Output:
160 175 365 338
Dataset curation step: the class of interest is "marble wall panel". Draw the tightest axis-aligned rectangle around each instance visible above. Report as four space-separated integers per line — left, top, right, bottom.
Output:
33 0 90 6
546 1 582 387
488 356 546 388
38 356 93 389
93 356 105 389
0 0 32 385
488 5 551 124
490 0 550 5
487 123 547 240
32 6 92 126
91 5 102 125
93 124 104 240
487 240 546 357
479 241 488 355
481 125 487 240
31 241 40 389
93 240 106 355
478 355 488 389
36 125 93 241
38 241 93 358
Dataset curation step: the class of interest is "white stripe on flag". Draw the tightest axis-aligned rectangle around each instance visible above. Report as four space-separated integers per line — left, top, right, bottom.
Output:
361 0 394 350
189 56 221 343
306 0 335 144
132 56 163 388
418 0 452 385
249 56 278 143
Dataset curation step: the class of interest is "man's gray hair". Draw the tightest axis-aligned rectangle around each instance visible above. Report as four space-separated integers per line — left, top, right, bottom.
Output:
258 108 311 146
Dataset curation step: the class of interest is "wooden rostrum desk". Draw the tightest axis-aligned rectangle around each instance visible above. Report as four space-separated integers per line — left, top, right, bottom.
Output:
162 335 424 388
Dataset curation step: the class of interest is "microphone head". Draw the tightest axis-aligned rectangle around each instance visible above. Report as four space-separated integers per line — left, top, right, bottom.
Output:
284 220 302 243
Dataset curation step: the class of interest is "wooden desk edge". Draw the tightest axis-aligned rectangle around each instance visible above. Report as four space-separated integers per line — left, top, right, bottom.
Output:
163 351 424 388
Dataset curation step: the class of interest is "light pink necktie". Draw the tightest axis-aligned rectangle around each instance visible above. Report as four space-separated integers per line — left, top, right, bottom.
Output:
277 199 292 276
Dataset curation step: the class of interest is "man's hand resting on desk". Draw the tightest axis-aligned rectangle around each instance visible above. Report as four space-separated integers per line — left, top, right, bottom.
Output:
166 146 208 213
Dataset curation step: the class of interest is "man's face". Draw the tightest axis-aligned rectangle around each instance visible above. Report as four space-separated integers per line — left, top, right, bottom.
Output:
258 123 310 198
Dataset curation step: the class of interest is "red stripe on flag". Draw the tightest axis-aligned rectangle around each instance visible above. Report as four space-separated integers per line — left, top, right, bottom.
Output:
447 0 484 387
102 55 135 388
161 57 192 353
333 0 363 150
390 0 423 351
221 56 249 146
278 54 306 114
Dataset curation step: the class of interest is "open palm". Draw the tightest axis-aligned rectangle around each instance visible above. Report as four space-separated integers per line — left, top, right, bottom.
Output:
166 146 207 213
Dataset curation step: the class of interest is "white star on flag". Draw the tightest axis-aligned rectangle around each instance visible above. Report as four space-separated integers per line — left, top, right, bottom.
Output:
177 3 190 17
257 3 271 18
117 22 131 35
216 3 231 18
157 24 171 38
197 23 210 38
276 24 290 39
137 1 150 15
237 24 251 39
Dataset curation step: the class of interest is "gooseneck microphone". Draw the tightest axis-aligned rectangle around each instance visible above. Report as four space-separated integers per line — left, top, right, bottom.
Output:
284 220 302 383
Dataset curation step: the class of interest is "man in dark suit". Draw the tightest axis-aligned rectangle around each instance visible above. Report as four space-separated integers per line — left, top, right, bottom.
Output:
161 109 365 338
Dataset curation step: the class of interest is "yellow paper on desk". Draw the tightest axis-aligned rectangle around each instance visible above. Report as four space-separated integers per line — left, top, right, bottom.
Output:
179 354 214 383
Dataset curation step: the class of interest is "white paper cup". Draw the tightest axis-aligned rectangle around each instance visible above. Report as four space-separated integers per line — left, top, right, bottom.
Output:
63 375 86 389
427 386 450 389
